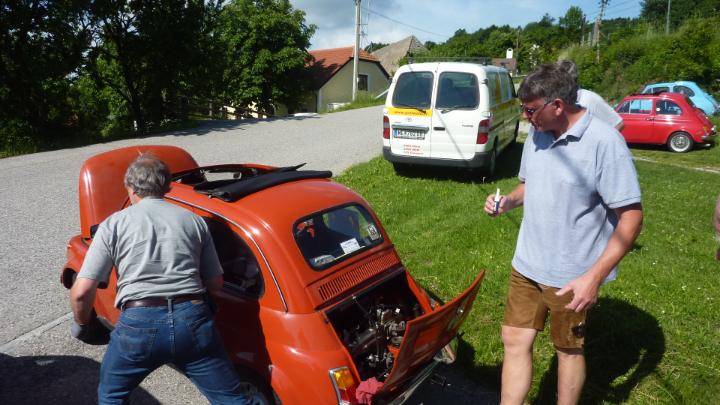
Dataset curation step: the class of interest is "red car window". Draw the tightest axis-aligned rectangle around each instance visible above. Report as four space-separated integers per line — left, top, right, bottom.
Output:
204 216 264 297
628 99 653 114
294 204 383 270
657 100 682 115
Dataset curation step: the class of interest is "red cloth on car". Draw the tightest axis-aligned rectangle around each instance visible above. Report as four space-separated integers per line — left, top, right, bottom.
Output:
356 377 384 405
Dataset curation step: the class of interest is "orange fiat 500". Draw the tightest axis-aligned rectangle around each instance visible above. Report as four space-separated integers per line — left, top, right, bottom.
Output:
61 145 484 405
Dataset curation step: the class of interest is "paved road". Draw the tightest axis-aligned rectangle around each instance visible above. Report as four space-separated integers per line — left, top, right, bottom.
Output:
0 105 498 404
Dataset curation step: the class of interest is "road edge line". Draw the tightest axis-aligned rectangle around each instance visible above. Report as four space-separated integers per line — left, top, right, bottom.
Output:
0 313 73 354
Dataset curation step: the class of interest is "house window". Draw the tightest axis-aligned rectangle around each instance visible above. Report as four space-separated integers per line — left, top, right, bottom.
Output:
358 74 369 91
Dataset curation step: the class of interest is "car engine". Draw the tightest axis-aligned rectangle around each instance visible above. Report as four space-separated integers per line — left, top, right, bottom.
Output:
327 274 423 381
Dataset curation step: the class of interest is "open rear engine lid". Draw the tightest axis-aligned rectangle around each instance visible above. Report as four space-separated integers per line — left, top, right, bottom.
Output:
376 271 484 396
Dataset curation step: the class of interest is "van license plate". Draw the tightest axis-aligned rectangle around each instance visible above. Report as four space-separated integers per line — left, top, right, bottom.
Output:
393 128 425 140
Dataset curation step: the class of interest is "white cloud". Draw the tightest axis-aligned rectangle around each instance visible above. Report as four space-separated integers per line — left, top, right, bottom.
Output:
289 0 641 50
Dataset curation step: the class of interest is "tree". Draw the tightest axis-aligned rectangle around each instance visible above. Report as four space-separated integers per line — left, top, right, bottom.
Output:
560 6 586 43
217 0 315 116
364 42 388 53
641 0 720 29
0 0 91 151
87 0 216 134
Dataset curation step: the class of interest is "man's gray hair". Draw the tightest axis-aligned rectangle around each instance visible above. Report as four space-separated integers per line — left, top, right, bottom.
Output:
557 59 579 83
124 154 171 198
518 63 578 106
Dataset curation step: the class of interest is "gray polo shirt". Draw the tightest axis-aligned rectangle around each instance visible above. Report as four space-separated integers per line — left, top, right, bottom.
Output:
512 111 641 288
78 197 223 307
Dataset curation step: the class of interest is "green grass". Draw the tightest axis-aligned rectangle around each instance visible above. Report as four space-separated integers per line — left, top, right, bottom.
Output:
328 91 385 113
336 143 720 404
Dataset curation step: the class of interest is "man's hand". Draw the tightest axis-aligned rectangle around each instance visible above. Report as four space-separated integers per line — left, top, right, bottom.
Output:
484 193 507 216
484 183 525 217
71 313 109 345
555 273 600 313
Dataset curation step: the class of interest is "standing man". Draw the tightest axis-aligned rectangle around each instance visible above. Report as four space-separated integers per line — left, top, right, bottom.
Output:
70 155 251 404
484 64 643 405
557 59 625 131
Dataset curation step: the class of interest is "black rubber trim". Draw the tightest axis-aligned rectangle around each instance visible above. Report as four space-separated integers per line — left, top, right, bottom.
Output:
195 169 332 202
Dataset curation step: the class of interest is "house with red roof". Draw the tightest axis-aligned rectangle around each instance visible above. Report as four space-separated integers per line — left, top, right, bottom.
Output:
299 46 390 113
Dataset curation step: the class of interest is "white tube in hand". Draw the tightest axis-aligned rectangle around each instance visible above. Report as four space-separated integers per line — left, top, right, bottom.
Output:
494 188 501 214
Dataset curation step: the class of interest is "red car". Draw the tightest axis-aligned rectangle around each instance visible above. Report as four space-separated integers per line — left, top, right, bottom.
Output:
615 92 716 152
61 145 484 405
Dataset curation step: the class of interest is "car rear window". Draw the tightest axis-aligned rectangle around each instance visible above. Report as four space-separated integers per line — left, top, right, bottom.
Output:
673 85 695 97
294 204 383 270
436 71 479 110
392 71 433 109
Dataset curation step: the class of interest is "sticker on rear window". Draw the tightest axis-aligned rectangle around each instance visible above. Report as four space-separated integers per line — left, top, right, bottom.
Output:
340 238 361 254
367 224 380 240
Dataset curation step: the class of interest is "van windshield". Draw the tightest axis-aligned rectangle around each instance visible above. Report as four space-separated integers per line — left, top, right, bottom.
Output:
436 72 479 110
392 71 433 109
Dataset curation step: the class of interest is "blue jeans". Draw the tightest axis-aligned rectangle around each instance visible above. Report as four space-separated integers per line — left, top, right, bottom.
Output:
98 300 251 404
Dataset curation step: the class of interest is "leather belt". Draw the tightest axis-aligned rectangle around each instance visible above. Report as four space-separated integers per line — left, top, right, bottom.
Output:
121 294 204 310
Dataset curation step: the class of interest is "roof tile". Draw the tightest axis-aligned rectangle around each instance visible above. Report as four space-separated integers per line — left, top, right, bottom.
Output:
308 47 379 89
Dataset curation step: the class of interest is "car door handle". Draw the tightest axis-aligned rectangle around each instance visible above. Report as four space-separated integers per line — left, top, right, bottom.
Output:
433 126 445 131
645 117 654 121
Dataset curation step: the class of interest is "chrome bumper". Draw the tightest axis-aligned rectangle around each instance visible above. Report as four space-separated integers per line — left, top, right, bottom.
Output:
385 338 458 405
702 127 716 141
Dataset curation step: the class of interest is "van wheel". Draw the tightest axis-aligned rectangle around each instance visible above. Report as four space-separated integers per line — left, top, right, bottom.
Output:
234 367 277 405
667 132 693 153
486 144 497 177
392 162 408 175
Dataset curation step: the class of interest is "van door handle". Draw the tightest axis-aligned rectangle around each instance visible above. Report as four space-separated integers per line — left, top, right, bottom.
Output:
433 126 445 131
645 117 654 121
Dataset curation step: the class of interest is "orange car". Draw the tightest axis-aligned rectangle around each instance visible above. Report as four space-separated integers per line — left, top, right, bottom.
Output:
61 145 484 405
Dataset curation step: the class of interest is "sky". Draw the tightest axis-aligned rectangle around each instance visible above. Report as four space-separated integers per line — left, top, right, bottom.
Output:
289 0 644 50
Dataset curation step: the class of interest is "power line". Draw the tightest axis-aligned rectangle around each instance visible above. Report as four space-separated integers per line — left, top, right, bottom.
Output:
586 0 640 19
360 6 453 39
602 4 644 19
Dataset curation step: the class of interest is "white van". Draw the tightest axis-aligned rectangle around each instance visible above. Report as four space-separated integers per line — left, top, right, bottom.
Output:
382 62 519 175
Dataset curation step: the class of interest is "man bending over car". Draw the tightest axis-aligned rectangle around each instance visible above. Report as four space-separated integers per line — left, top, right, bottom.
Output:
70 154 250 404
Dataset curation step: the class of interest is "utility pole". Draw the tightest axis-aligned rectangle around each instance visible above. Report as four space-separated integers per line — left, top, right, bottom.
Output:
665 0 672 34
352 0 361 101
594 0 609 63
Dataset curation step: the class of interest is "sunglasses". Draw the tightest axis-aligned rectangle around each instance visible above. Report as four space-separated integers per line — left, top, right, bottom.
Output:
520 100 553 116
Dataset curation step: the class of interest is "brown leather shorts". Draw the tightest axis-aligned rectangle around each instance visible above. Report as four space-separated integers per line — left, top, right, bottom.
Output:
503 269 587 349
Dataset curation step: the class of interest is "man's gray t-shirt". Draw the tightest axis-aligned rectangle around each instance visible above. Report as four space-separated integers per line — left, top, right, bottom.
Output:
512 111 641 288
78 198 223 307
578 88 623 128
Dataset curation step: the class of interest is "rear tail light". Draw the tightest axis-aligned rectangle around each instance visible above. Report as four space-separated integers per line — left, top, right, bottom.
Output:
383 116 390 139
330 367 358 404
476 119 490 144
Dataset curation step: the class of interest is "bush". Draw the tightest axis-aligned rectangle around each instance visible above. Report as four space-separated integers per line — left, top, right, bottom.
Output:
0 119 38 156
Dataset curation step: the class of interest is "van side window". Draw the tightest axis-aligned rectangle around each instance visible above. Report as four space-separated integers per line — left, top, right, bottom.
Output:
392 71 433 109
486 72 501 107
436 72 479 110
507 73 517 98
499 73 512 102
204 217 264 298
